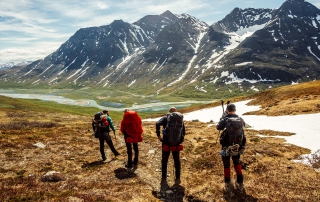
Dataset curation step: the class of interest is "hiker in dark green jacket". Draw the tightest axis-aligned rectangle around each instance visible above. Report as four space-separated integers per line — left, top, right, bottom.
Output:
93 110 120 161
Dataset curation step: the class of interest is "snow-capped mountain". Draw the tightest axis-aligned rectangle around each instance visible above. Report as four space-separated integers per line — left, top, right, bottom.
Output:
0 61 32 70
0 0 319 96
213 0 320 85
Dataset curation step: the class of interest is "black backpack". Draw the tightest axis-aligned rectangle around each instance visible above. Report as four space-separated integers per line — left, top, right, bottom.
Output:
92 112 108 134
165 112 184 146
221 117 244 147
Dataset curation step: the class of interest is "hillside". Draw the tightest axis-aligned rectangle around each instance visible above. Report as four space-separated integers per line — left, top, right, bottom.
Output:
0 81 320 201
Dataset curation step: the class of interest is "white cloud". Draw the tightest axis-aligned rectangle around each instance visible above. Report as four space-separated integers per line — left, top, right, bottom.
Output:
0 42 60 64
0 0 319 65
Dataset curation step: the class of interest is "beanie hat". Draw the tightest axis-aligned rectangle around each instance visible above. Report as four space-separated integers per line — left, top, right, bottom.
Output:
227 104 236 112
103 110 108 114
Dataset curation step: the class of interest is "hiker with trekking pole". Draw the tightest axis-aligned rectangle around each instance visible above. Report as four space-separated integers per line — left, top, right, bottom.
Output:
92 110 120 162
216 101 246 189
156 107 185 185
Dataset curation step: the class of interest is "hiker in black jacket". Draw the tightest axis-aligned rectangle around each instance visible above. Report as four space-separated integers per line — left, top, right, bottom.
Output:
216 104 246 188
156 107 185 184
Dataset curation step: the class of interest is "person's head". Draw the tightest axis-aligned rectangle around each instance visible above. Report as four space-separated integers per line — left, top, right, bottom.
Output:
226 104 236 114
124 109 130 113
103 110 109 115
169 107 176 113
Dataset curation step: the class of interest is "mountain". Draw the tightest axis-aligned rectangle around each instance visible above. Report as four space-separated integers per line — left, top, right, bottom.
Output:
213 0 320 85
0 0 319 98
0 61 32 70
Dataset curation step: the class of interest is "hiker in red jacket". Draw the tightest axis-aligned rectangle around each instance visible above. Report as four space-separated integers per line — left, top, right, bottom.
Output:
120 109 143 168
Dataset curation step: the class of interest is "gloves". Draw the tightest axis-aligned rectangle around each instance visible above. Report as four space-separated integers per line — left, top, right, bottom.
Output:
220 149 229 156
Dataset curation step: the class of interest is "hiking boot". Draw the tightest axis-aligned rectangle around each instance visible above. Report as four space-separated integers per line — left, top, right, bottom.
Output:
224 177 231 183
224 182 233 191
235 182 244 192
174 178 181 185
236 174 243 184
125 163 133 168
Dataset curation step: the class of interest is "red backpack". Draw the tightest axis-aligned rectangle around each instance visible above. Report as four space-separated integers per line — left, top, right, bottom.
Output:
120 110 143 143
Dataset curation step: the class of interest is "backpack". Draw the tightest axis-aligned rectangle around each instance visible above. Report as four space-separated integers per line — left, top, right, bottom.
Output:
120 110 143 143
222 117 244 146
165 112 184 146
92 112 110 136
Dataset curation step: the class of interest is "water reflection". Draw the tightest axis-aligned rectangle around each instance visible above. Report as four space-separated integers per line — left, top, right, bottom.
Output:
0 92 213 112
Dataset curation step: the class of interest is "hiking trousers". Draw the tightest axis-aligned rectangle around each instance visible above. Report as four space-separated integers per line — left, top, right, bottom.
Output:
162 150 180 180
125 142 139 166
222 154 243 183
99 134 119 160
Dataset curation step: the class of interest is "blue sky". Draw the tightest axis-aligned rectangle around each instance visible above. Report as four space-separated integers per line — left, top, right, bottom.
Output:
0 0 319 65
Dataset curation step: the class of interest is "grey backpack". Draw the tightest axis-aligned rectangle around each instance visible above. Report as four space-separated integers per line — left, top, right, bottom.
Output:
165 112 184 146
225 117 244 146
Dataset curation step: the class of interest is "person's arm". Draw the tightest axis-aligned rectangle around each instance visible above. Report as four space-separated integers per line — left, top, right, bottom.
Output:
156 116 166 140
107 116 115 131
182 123 186 136
216 118 226 130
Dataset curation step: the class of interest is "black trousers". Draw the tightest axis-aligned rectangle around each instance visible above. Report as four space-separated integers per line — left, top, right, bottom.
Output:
99 134 118 159
222 153 241 168
162 150 181 179
125 142 139 166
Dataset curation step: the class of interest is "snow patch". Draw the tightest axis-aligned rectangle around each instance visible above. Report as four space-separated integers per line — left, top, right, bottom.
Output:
128 79 136 87
235 62 252 66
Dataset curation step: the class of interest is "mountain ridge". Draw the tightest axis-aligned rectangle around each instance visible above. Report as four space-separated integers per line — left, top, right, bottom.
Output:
0 0 319 99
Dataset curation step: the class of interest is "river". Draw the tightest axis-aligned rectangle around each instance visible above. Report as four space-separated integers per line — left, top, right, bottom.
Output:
0 92 214 112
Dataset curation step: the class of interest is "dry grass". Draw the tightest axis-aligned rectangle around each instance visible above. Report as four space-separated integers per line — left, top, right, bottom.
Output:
245 80 320 116
1 80 320 201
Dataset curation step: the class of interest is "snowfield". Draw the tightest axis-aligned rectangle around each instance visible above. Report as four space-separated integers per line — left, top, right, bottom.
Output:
144 100 320 157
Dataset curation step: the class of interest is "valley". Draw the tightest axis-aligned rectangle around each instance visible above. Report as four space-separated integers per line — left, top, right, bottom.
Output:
0 80 319 201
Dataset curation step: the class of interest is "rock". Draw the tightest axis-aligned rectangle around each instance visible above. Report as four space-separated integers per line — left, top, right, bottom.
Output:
182 157 187 161
148 150 155 154
41 171 65 182
255 153 264 158
68 196 84 202
33 142 45 148
166 190 173 194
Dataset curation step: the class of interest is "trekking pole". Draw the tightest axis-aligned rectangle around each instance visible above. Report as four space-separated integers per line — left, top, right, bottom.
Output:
221 99 225 113
215 130 221 144
215 100 224 144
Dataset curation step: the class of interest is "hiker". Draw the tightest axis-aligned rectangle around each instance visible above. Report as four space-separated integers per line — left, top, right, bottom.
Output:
156 107 185 184
216 104 246 187
120 109 143 168
92 110 120 161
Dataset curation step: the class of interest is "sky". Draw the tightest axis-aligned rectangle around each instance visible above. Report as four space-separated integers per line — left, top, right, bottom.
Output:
1 0 320 65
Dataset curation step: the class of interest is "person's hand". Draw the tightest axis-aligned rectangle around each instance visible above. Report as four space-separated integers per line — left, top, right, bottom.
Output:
220 149 229 156
158 136 163 142
239 146 245 155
